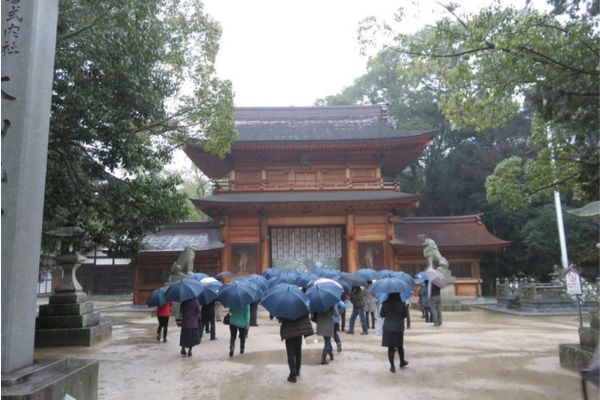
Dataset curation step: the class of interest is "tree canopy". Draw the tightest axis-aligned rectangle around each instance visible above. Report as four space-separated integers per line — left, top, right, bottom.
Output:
361 0 599 209
44 0 236 256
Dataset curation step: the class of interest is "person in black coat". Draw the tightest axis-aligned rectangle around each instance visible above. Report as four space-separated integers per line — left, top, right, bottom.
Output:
279 314 314 383
380 293 408 372
200 300 217 340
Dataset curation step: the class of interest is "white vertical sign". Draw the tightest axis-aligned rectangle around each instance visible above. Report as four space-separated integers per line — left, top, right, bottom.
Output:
565 270 582 295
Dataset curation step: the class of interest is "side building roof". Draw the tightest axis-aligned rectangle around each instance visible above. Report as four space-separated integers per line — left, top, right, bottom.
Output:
391 214 510 255
141 222 223 252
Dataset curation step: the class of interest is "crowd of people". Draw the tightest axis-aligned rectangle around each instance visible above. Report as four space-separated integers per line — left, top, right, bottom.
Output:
153 279 444 383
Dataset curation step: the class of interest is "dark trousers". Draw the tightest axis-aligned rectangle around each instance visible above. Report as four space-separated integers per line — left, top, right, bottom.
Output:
333 323 341 344
250 302 259 326
285 336 303 377
365 311 376 329
229 325 247 351
157 316 169 340
340 310 346 331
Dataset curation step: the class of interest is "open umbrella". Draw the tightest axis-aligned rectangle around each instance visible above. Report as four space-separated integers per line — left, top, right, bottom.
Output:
260 283 311 320
420 269 448 288
369 277 414 303
296 273 319 288
165 278 204 302
215 271 234 281
197 277 222 305
357 268 378 281
339 272 368 288
306 284 343 312
240 274 269 294
268 271 299 287
189 272 209 281
313 267 340 279
377 269 401 279
263 267 282 280
217 280 260 309
146 287 168 307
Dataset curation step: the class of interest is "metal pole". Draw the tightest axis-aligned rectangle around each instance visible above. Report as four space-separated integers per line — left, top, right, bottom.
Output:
553 191 570 270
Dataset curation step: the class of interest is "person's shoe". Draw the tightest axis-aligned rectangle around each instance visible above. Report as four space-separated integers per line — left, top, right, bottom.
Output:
287 375 297 383
320 351 329 365
240 347 245 354
187 350 192 357
162 338 167 343
180 348 186 355
390 365 396 373
400 360 409 368
346 331 354 335
229 347 234 357
156 332 161 341
336 343 342 353
210 337 217 341
328 350 334 361
360 331 368 335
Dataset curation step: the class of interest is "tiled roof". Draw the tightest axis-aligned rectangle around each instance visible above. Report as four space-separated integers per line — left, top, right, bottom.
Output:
234 105 435 142
193 190 420 205
391 214 510 252
141 222 223 252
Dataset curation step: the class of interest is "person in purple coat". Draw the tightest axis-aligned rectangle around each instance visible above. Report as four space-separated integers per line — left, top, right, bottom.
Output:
179 298 201 357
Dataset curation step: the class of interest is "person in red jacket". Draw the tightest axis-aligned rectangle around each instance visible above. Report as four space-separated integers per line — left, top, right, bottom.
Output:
156 301 172 342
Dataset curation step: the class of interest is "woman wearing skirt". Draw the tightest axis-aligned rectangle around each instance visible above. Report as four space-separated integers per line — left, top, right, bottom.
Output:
179 298 201 357
380 293 408 372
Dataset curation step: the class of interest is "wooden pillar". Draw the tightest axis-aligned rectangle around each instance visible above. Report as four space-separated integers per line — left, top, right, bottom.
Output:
221 215 231 272
384 217 396 269
259 212 270 272
346 211 357 273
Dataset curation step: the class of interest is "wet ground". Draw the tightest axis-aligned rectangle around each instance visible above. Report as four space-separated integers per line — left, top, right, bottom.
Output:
34 300 597 400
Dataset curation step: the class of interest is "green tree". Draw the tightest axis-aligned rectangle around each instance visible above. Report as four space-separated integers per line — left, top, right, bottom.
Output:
367 1 599 209
44 0 236 256
522 204 599 280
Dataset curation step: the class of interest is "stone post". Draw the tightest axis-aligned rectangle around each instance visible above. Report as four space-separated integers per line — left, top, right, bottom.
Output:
1 0 59 373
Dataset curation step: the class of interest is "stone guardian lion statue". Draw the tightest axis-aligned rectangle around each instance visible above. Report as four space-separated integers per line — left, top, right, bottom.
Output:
175 245 196 275
422 238 449 270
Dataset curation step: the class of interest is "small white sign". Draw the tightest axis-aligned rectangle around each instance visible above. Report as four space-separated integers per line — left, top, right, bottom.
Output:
566 270 582 295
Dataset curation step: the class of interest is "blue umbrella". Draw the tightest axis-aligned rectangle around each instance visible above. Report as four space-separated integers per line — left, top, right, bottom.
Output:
377 269 401 279
165 278 204 302
240 274 269 293
306 284 343 313
260 283 311 320
357 268 379 281
313 267 340 279
215 271 234 281
146 287 168 307
189 272 209 281
369 277 415 303
296 273 319 288
268 271 299 287
217 280 260 309
339 272 368 287
197 277 222 305
263 267 282 280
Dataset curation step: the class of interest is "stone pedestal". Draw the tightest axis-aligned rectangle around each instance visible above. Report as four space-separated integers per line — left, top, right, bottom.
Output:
35 253 111 348
559 310 599 370
1 358 98 400
438 268 470 311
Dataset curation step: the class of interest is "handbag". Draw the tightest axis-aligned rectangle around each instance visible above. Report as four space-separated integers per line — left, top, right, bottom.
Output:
175 313 183 327
223 313 231 325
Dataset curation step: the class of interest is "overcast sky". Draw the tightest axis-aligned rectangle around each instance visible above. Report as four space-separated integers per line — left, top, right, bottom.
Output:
171 0 546 171
201 0 547 107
